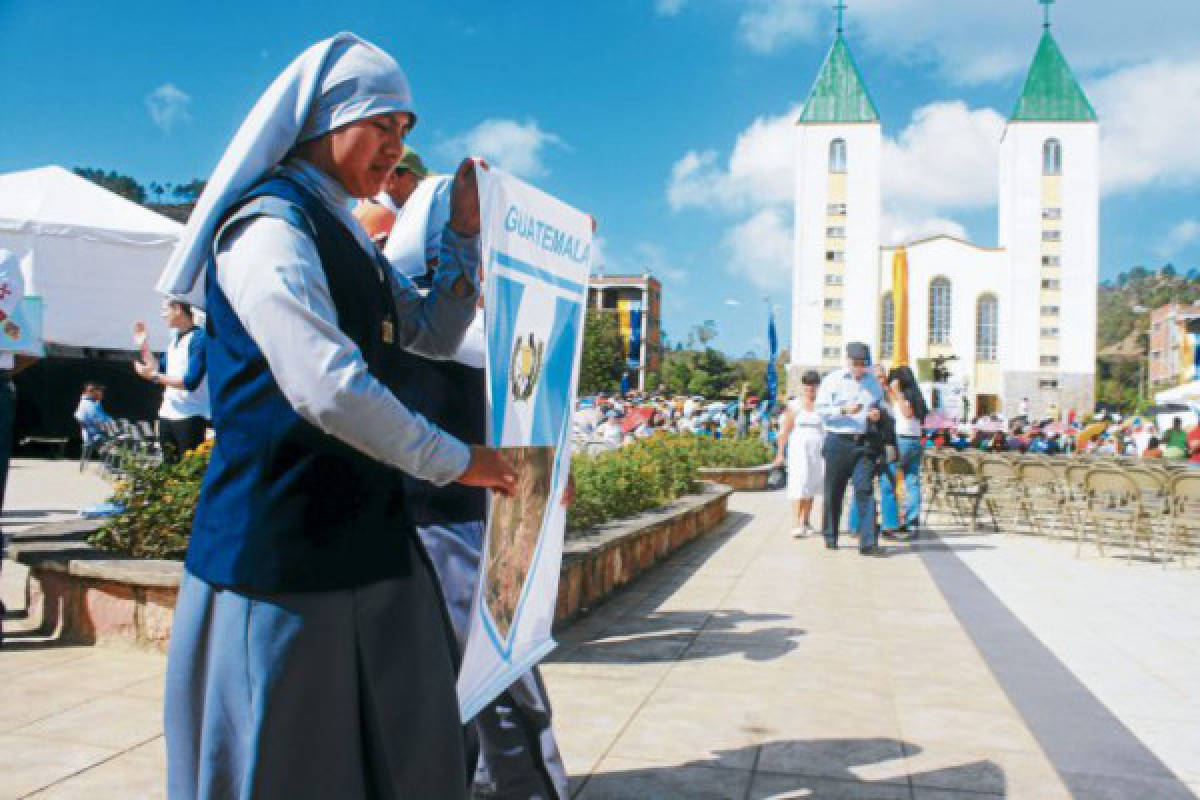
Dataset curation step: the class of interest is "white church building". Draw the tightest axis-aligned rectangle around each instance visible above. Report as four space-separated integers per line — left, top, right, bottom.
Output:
789 10 1098 419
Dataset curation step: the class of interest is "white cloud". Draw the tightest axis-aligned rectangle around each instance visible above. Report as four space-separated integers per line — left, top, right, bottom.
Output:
668 108 797 212
1090 59 1200 195
438 118 564 179
881 102 1005 214
737 0 819 54
652 0 1198 84
1157 219 1200 259
722 208 793 291
668 100 996 251
591 235 612 275
880 212 967 247
145 83 191 132
590 237 685 282
725 298 742 306
634 242 687 282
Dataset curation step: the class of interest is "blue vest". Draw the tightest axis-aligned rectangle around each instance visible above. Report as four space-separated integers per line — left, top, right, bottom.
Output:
187 176 412 592
392 352 487 526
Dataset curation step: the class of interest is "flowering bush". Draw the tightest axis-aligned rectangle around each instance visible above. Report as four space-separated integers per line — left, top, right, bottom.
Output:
88 440 213 559
566 434 772 532
88 434 771 556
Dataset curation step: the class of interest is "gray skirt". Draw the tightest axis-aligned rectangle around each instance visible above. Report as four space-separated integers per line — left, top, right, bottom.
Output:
165 533 469 800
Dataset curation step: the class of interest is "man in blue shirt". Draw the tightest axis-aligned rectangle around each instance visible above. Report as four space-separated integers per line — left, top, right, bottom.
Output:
816 342 885 555
73 383 114 445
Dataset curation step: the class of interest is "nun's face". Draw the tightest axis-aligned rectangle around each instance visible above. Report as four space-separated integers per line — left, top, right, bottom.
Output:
324 112 411 198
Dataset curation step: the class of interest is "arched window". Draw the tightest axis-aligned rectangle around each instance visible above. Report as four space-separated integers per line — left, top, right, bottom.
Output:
928 277 952 345
880 292 895 360
829 138 847 173
976 294 998 362
1043 138 1062 176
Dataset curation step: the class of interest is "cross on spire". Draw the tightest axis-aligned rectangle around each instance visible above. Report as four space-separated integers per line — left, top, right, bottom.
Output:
1039 0 1054 30
834 0 847 35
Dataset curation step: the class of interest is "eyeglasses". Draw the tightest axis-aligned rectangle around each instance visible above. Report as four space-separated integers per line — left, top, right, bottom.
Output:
850 359 868 367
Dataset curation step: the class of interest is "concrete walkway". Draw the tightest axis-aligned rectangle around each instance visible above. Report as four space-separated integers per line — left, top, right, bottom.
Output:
1 480 1198 798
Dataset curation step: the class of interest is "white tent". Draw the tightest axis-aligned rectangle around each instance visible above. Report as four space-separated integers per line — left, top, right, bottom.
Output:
0 165 181 351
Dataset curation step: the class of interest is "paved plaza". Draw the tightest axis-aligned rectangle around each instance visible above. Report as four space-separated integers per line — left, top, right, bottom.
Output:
1 462 1199 798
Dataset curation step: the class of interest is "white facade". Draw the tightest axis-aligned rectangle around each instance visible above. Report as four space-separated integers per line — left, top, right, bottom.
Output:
998 121 1099 380
791 123 881 371
878 238 1010 416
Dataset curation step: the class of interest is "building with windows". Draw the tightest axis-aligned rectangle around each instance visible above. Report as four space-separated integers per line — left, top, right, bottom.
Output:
1148 302 1200 390
790 8 1098 419
587 274 663 392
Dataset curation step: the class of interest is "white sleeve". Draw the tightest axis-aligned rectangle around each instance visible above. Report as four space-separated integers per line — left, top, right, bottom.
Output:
214 215 470 486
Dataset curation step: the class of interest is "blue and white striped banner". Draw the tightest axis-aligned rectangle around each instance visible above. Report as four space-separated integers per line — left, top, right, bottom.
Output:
457 165 591 722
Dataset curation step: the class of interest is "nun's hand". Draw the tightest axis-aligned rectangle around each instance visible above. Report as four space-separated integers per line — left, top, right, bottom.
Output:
449 158 488 237
458 445 517 497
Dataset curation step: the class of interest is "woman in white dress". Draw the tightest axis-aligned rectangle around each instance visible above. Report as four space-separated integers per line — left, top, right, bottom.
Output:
773 370 825 537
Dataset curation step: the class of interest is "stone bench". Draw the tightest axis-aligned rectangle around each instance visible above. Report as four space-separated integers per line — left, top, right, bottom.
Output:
12 483 733 651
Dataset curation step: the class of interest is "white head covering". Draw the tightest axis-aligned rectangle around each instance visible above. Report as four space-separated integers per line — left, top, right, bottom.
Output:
381 174 452 279
157 32 414 308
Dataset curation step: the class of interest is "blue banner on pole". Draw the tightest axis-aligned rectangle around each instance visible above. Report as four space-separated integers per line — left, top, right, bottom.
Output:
765 306 778 410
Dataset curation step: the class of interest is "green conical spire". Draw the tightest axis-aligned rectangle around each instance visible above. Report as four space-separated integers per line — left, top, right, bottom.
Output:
798 35 880 124
1010 30 1097 122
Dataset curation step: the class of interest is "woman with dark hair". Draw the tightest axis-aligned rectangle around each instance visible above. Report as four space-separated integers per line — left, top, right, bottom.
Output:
773 370 824 536
880 365 929 538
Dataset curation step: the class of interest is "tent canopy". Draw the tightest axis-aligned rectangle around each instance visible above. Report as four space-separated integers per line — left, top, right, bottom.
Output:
0 166 182 350
0 166 180 240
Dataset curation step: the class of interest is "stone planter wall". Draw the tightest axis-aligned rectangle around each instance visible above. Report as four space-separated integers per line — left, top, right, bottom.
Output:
22 556 183 652
16 482 732 650
696 464 773 491
555 482 732 626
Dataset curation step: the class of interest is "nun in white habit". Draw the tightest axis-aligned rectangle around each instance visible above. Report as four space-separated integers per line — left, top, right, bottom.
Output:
159 33 516 800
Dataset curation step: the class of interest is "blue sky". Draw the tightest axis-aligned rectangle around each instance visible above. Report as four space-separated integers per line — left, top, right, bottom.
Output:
3 0 1199 357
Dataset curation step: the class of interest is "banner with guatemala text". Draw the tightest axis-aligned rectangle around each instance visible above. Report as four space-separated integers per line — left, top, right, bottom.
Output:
456 166 591 721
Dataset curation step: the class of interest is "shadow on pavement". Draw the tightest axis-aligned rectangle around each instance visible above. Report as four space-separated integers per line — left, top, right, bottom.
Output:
551 512 808 664
551 609 805 664
572 738 1005 799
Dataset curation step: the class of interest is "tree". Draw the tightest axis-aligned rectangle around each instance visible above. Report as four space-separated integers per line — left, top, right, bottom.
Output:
578 310 624 395
73 167 146 204
686 347 737 397
173 179 207 202
664 354 692 395
692 319 719 347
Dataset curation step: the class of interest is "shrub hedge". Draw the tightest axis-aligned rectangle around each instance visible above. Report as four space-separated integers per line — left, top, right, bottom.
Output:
88 439 214 560
89 433 773 557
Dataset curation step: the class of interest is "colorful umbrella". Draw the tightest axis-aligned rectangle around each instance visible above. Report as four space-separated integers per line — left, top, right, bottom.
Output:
1075 421 1109 449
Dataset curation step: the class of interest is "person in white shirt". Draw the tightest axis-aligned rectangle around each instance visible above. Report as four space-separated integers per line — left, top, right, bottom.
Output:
134 300 209 462
816 342 885 554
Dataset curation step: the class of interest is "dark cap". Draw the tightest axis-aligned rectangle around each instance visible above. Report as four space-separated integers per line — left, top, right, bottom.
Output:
846 341 871 363
393 147 428 179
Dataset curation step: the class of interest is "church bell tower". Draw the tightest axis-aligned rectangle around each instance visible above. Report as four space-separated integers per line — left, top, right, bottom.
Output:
790 2 882 388
997 0 1099 417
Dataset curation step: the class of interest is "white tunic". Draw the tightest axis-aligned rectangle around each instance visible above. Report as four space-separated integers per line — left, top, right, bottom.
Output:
787 399 824 499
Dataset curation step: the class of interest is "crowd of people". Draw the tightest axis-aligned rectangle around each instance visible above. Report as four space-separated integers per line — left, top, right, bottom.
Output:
573 389 776 449
925 412 1200 462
